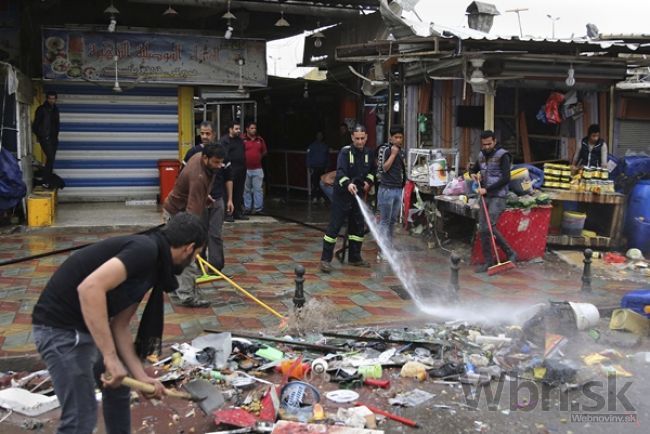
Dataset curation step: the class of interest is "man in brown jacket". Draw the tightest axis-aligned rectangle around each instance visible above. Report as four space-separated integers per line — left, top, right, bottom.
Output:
163 144 224 306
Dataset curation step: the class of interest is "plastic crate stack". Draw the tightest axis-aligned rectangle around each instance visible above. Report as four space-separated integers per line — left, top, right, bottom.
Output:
543 163 572 189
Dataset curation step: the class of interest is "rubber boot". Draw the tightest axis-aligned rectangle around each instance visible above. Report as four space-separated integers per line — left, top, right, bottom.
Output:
348 240 369 267
320 240 336 272
476 233 494 273
494 230 517 263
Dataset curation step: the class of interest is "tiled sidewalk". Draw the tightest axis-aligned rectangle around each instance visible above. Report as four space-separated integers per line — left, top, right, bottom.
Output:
0 219 640 356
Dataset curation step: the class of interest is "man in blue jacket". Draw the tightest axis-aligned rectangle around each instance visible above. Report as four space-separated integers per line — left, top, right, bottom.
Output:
470 130 517 273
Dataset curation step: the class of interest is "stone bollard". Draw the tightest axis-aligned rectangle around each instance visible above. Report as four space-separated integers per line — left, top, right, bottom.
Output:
581 248 593 292
293 264 306 309
449 251 461 293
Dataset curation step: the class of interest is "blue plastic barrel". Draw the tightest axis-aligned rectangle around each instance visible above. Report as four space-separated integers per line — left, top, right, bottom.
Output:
629 217 650 254
621 288 650 318
626 180 650 235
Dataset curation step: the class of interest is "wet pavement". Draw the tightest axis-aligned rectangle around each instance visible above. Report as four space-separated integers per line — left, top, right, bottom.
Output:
0 198 646 433
0 199 640 357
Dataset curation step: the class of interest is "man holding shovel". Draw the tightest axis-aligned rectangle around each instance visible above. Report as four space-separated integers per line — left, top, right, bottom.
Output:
470 130 517 273
32 212 207 433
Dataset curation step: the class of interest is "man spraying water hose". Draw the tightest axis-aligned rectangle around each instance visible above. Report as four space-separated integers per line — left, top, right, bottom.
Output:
320 125 376 273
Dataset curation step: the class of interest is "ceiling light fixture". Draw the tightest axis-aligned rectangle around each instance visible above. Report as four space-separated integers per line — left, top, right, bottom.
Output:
275 11 290 27
104 2 120 33
236 57 246 92
163 5 178 16
222 0 236 40
566 64 575 87
222 0 236 20
312 21 325 48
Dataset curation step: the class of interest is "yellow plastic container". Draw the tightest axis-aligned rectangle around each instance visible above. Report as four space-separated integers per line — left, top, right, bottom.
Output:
27 194 54 227
32 187 57 218
610 309 649 336
510 168 532 194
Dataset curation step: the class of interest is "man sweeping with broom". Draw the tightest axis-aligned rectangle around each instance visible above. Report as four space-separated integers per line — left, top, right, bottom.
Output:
470 130 517 274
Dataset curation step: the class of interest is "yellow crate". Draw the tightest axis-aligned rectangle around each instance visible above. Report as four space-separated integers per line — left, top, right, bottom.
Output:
27 194 54 227
32 187 57 217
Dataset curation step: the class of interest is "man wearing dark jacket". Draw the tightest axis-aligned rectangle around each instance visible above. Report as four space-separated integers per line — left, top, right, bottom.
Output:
320 125 376 273
470 130 517 273
220 121 248 222
307 131 330 203
32 212 207 434
32 90 60 188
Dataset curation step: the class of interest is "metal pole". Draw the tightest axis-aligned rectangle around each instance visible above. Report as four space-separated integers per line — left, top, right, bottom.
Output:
293 264 306 309
581 248 593 292
449 251 461 293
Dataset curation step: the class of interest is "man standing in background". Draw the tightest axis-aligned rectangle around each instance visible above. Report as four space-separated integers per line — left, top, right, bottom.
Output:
307 131 330 204
220 121 248 222
183 121 216 164
376 126 406 260
242 122 267 214
33 90 60 189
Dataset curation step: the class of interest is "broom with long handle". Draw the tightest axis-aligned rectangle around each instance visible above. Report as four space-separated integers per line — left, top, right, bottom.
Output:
478 180 516 275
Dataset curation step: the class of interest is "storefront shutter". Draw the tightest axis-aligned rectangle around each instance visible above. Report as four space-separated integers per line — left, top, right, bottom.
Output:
47 84 178 201
617 120 650 156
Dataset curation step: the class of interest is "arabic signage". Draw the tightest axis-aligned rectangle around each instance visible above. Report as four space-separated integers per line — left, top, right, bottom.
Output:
41 27 267 86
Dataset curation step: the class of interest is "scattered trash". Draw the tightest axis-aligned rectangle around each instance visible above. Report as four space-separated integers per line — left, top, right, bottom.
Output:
0 387 60 416
337 406 375 429
271 420 384 433
20 418 43 430
610 308 650 335
400 361 428 381
325 390 360 404
388 389 435 407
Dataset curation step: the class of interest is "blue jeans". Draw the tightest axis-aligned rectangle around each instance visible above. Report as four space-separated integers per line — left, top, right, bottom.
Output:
32 325 131 434
377 186 403 243
244 168 264 212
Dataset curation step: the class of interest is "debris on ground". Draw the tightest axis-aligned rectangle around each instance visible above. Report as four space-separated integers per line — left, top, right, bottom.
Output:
2 299 649 432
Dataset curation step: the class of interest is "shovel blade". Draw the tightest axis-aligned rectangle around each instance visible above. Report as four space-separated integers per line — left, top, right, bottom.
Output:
183 379 224 414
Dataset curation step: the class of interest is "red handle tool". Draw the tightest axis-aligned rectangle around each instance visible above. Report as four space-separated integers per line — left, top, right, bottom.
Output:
358 403 419 428
363 379 390 388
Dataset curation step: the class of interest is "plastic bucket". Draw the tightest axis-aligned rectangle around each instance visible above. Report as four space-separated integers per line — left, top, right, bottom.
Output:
610 308 650 336
561 211 586 236
568 302 600 330
510 168 532 195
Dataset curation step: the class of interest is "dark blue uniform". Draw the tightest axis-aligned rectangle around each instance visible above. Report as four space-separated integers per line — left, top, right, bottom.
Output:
321 145 376 263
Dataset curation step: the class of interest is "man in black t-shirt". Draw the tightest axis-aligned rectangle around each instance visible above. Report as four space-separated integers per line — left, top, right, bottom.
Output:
32 213 207 434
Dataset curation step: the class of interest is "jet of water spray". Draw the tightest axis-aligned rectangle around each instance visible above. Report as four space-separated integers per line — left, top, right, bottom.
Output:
354 195 547 326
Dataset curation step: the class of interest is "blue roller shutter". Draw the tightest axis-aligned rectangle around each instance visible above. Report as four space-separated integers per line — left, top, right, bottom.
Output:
46 84 179 201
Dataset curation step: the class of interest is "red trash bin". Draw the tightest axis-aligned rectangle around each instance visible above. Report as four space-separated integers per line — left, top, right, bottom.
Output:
157 159 181 204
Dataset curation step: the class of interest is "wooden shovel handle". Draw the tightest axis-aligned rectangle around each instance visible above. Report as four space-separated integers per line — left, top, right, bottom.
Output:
120 376 194 400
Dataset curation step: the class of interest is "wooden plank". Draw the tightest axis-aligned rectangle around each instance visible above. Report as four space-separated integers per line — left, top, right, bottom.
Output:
608 195 626 245
547 234 611 248
484 92 495 131
567 138 576 164
441 81 453 148
519 111 532 163
599 91 608 140
545 188 624 204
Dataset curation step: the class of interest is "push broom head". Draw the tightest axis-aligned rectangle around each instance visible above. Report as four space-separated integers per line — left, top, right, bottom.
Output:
487 260 516 276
